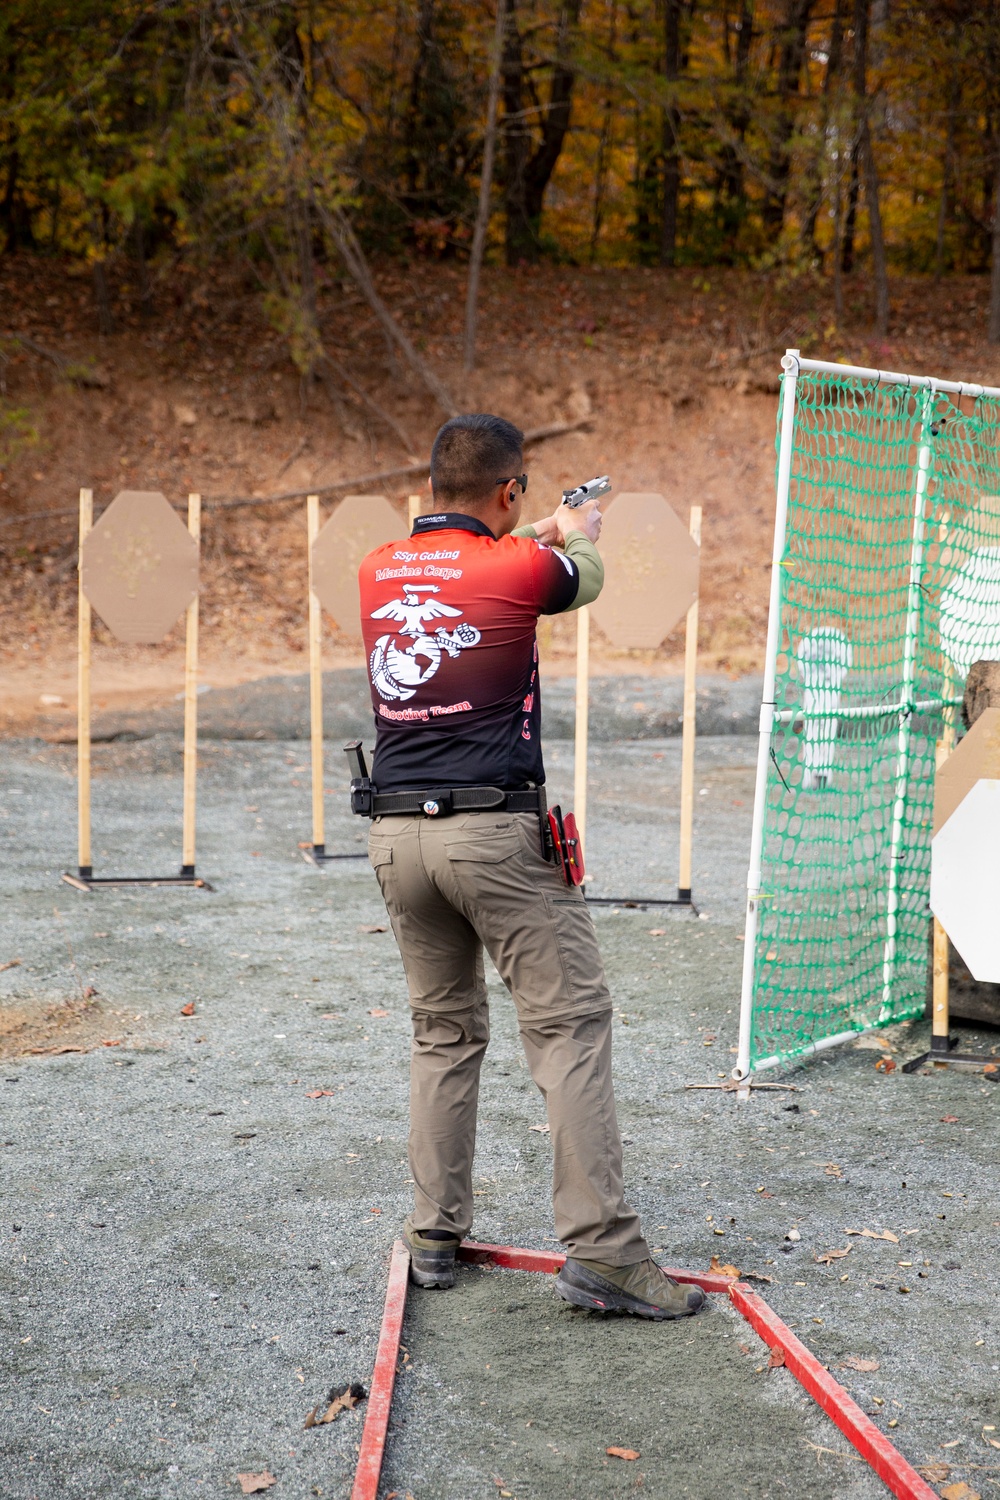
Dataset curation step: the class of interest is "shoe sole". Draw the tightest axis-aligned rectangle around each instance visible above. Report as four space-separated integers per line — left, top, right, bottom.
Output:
554 1273 701 1321
409 1264 455 1289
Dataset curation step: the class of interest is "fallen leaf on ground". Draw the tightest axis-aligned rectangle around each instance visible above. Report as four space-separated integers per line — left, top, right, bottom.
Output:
368 1008 389 1017
28 1044 87 1055
768 1348 785 1369
606 1447 640 1460
940 1115 959 1123
529 1123 550 1133
823 1163 843 1177
648 928 666 936
82 986 98 999
840 1356 879 1372
983 1063 998 1075
874 1057 896 1073
940 1483 981 1500
180 1001 195 1016
742 1271 773 1284
357 924 387 934
814 1246 851 1265
0 958 22 972
237 1473 277 1495
100 1039 122 1047
845 1228 899 1243
304 1089 334 1099
917 1463 950 1483
304 1382 367 1429
709 1255 741 1278
297 841 311 849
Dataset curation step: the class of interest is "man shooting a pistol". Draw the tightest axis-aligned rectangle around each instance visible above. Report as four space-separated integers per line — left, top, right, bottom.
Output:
352 413 703 1321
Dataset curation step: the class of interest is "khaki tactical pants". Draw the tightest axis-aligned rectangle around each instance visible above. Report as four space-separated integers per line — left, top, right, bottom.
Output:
368 810 649 1266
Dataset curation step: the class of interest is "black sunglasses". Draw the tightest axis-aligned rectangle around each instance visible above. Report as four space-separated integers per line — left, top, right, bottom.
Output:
496 474 527 494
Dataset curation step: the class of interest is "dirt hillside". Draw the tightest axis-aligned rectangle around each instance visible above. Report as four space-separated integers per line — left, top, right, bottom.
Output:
2 256 997 736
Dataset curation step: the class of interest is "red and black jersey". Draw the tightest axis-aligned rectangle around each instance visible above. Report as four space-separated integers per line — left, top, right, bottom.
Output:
358 512 579 791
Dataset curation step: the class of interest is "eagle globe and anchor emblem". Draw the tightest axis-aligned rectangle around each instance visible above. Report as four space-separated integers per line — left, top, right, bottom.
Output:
369 584 481 701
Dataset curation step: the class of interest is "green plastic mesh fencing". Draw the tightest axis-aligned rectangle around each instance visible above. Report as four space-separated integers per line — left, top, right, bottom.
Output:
746 369 1000 1072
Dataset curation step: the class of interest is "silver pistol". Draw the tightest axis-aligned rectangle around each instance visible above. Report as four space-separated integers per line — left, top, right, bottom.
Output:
562 475 611 508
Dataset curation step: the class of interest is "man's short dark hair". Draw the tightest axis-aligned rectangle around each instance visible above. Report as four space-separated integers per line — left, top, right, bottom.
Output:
430 413 524 509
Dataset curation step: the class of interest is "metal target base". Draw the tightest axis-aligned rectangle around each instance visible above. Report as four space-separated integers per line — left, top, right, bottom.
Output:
352 1239 939 1500
902 1032 1000 1075
586 890 696 911
300 843 368 866
61 866 214 892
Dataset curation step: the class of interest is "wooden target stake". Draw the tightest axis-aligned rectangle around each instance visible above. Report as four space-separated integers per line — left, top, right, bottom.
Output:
677 505 702 902
931 726 956 1047
181 493 201 874
306 493 326 858
407 493 422 530
573 605 590 862
77 488 94 878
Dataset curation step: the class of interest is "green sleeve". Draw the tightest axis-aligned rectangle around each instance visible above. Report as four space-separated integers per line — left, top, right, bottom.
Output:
512 524 603 610
562 529 604 611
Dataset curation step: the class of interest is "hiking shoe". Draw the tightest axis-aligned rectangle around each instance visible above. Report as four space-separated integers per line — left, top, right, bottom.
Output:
403 1220 461 1289
555 1256 705 1320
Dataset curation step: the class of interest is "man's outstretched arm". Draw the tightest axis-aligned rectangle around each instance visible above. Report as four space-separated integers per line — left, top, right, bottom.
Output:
513 497 604 611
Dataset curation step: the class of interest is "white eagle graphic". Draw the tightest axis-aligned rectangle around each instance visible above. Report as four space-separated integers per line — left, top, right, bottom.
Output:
369 585 481 701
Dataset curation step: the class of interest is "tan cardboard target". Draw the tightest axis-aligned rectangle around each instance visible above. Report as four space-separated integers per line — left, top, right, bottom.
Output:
311 494 406 634
932 706 1000 835
590 492 699 649
81 489 198 644
931 708 1000 981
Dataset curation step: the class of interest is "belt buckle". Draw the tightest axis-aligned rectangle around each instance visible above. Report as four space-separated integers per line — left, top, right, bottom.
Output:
421 791 452 817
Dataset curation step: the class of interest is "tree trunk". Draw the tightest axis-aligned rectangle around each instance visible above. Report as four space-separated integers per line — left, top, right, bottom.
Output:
403 0 437 201
715 0 753 220
841 147 859 272
934 40 961 281
761 0 814 237
464 0 507 371
502 0 530 263
989 138 1000 343
589 0 619 262
92 260 115 336
861 119 889 335
850 0 888 334
660 0 682 267
802 0 843 256
503 0 580 264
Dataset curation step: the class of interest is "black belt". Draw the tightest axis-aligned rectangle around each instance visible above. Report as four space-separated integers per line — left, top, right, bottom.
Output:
371 786 541 818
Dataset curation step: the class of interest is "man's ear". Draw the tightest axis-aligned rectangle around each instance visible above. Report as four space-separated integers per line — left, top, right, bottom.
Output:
425 474 433 496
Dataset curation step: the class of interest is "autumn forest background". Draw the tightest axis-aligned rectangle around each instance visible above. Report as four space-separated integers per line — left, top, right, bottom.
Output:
2 0 1000 732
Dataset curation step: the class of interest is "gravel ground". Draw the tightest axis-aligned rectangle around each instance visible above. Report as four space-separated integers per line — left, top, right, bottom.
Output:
2 690 999 1500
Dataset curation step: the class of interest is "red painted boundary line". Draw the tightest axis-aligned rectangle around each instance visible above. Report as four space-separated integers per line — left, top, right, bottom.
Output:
458 1240 742 1296
353 1240 939 1500
351 1239 410 1500
729 1283 938 1500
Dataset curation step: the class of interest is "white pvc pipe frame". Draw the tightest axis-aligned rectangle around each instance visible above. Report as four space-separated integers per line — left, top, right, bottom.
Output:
733 351 1000 1083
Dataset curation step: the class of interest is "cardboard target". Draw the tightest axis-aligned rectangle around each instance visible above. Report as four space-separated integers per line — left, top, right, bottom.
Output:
81 489 198 644
933 705 1000 836
311 494 406 635
590 492 699 649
